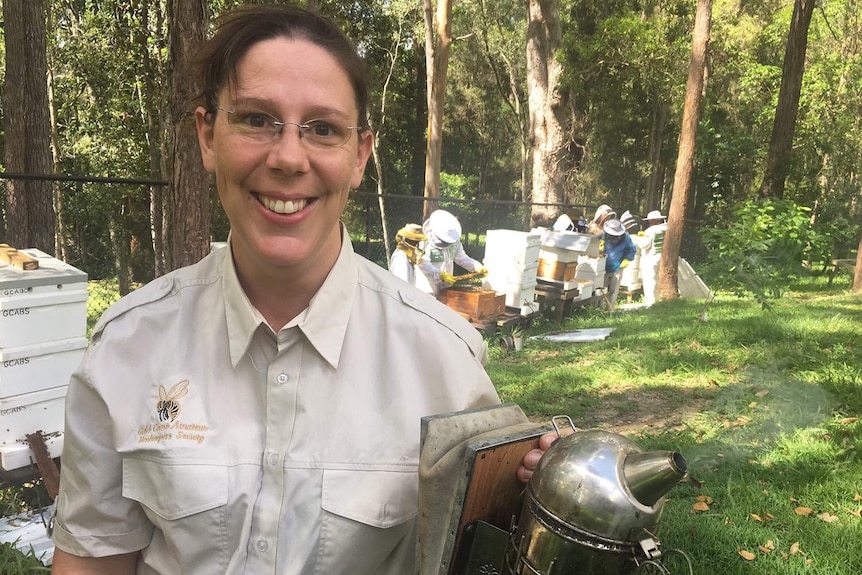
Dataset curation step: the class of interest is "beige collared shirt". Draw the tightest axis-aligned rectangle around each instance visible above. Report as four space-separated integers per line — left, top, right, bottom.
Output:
53 229 499 575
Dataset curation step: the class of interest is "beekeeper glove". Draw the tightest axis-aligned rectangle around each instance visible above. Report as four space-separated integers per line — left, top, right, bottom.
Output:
477 266 489 277
599 239 605 252
620 259 630 269
638 231 646 236
440 271 456 285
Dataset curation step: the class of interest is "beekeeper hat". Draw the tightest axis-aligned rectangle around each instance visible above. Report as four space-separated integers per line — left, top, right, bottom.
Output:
423 209 462 246
552 214 575 232
645 210 665 221
620 210 639 231
396 223 426 245
603 218 626 236
593 204 616 223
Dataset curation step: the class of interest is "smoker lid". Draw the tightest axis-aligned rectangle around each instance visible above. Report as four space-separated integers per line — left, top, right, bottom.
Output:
0 249 88 290
528 429 664 542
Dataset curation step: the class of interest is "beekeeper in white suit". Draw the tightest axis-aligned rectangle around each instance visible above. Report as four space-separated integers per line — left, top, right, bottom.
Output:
415 209 487 296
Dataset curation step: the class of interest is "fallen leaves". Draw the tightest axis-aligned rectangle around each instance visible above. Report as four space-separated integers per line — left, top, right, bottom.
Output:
794 506 814 516
739 541 808 563
691 495 713 513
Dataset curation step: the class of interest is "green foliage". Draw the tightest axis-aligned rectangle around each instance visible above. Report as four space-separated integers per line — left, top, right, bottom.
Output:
701 199 829 308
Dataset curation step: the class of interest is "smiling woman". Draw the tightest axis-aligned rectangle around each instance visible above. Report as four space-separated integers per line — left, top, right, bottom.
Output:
48 5 509 575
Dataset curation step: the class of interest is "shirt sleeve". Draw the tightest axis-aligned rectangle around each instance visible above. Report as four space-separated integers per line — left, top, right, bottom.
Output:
52 349 154 557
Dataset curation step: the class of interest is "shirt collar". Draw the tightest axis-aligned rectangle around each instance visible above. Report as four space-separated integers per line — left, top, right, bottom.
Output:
223 225 357 369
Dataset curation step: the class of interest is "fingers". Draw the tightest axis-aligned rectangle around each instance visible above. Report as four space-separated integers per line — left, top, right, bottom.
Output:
518 428 576 484
517 448 545 484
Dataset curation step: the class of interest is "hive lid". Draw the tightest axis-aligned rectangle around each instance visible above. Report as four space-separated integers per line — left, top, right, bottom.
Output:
0 249 87 290
0 337 89 361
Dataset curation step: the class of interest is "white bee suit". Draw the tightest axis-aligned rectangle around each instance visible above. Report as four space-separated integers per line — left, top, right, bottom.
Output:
414 240 483 295
640 222 668 306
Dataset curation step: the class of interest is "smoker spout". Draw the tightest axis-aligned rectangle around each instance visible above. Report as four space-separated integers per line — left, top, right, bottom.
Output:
623 451 688 507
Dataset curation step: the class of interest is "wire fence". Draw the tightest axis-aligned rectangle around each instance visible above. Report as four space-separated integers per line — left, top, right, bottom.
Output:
2 176 707 330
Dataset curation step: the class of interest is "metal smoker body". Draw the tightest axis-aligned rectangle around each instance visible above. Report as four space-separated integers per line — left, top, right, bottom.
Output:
505 422 687 574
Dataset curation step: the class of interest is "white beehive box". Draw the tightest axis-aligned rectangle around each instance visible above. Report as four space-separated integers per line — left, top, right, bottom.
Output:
620 263 642 288
496 281 537 310
0 385 67 447
538 246 581 264
535 229 601 257
0 249 88 348
485 262 538 289
484 229 541 268
0 433 63 472
574 254 606 280
574 279 594 301
1 337 87 398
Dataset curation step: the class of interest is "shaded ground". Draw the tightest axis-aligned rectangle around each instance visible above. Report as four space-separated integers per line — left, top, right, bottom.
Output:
583 387 707 435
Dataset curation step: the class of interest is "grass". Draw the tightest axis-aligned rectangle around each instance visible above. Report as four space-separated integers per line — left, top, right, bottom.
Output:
1 272 859 573
486 272 862 574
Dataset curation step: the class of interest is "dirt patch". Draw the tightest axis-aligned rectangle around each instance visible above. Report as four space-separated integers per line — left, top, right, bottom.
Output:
570 386 710 436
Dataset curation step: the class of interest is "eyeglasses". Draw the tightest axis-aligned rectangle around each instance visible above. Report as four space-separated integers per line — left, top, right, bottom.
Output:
217 108 362 148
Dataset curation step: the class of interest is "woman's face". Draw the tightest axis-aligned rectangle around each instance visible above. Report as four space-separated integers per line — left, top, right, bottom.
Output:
196 37 372 276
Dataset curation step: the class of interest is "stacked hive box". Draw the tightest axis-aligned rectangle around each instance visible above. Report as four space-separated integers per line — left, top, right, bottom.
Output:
535 229 604 300
620 240 643 292
0 249 88 471
483 229 541 315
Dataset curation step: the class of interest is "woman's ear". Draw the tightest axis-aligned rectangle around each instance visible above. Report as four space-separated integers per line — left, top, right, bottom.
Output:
196 107 217 174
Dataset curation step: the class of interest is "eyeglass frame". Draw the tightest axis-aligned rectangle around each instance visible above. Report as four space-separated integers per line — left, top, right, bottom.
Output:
215 107 365 148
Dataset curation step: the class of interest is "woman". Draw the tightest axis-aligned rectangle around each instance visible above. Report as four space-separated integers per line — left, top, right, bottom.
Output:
51 6 512 574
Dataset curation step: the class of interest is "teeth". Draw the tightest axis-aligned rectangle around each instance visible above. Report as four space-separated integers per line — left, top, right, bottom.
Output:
260 195 308 214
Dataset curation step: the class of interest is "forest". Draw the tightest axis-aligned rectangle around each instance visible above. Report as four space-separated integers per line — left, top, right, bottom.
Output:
1 0 861 294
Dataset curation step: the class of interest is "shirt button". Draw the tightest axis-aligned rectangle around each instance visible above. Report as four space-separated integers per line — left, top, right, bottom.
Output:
266 451 279 466
276 373 289 385
256 539 268 552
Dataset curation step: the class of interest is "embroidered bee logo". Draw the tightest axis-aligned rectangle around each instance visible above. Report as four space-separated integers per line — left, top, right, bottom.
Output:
157 380 189 422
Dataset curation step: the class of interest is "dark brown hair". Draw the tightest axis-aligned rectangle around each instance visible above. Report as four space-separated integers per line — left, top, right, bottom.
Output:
195 4 369 127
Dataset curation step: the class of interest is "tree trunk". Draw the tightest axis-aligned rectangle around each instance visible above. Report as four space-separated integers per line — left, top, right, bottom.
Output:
758 0 815 200
658 0 712 301
423 0 453 218
2 0 55 253
46 9 67 260
645 98 669 212
526 0 568 227
139 0 167 279
853 233 862 292
167 0 210 271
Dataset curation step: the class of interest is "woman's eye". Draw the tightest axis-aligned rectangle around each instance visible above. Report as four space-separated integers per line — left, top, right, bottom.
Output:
309 121 336 137
244 114 271 129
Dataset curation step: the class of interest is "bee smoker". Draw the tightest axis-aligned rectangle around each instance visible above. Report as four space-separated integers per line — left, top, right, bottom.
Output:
503 417 688 574
419 406 691 575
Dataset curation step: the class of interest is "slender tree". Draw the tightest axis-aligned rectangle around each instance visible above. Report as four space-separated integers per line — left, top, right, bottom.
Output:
422 0 453 217
166 0 210 270
2 0 55 252
526 0 567 226
759 0 816 199
658 0 712 300
853 233 862 292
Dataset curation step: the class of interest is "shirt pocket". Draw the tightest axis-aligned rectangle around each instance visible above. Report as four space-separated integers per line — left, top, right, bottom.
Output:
318 469 418 573
122 457 230 570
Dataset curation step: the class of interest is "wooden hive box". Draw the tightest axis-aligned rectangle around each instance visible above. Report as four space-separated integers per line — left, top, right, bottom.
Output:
537 258 577 282
437 287 505 320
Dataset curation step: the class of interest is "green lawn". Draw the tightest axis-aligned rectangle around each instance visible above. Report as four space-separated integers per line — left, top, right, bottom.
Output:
486 274 861 574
